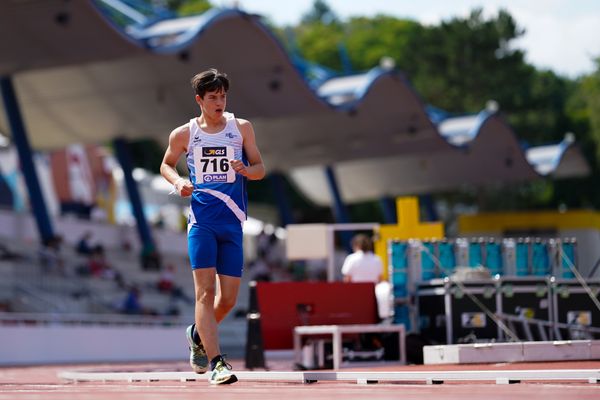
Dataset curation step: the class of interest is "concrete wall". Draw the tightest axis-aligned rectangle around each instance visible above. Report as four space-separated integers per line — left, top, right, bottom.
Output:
0 324 187 365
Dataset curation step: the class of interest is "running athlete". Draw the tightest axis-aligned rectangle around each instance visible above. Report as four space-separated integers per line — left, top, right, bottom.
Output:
160 69 265 385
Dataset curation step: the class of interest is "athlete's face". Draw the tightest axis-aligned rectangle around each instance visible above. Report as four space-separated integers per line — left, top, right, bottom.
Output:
196 89 227 118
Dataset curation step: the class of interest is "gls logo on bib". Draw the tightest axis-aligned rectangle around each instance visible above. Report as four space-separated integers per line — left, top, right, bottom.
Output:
202 147 226 157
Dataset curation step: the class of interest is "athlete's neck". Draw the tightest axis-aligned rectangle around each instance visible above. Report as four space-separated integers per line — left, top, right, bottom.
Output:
197 114 226 133
199 114 225 128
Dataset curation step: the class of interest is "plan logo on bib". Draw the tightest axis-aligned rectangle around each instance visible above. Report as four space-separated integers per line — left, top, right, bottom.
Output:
203 174 228 183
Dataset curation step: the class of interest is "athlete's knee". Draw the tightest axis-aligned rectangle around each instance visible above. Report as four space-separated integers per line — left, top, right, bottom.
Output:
195 286 216 305
216 294 237 312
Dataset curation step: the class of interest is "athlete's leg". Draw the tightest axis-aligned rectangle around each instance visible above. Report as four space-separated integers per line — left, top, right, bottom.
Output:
186 224 218 373
203 224 243 385
214 223 244 322
192 267 220 361
215 274 241 322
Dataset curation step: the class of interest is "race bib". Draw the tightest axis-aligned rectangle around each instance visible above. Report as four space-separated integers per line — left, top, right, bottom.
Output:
194 146 236 184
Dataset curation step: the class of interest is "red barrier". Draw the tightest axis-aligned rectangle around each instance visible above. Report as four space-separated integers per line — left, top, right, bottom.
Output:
256 282 377 349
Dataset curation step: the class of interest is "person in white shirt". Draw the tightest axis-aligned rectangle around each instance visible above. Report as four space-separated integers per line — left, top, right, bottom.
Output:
341 234 393 320
341 234 383 283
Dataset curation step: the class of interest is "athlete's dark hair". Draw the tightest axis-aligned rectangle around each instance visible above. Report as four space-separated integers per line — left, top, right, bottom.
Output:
190 68 229 98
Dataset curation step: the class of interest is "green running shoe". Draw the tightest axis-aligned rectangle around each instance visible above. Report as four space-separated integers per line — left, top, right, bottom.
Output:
209 356 238 385
185 324 208 374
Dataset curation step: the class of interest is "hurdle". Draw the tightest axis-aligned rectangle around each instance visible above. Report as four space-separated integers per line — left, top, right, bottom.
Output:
59 368 600 385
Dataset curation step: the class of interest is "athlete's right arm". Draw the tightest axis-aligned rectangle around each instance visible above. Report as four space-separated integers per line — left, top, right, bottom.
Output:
160 124 193 197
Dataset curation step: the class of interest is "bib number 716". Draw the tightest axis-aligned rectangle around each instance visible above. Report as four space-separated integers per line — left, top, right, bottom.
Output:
199 158 230 173
194 146 236 183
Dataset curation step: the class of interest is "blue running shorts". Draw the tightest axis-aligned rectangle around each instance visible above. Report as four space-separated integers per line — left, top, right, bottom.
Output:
187 223 244 277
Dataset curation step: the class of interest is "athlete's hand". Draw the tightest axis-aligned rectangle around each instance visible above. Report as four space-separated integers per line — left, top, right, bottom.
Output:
230 159 248 177
174 177 193 197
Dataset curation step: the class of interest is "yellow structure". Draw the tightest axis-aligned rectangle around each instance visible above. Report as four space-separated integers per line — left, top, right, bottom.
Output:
374 197 444 278
459 210 600 233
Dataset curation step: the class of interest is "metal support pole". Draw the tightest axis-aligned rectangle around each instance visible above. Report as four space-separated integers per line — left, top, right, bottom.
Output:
419 194 438 221
0 172 13 208
324 166 349 223
269 172 294 226
1 76 54 243
379 196 397 224
112 137 155 254
324 166 352 252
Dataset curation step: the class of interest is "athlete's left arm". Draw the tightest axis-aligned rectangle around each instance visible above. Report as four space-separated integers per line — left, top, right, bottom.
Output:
231 118 266 180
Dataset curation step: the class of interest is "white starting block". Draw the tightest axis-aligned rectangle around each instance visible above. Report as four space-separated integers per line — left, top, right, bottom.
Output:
424 339 600 365
293 323 406 370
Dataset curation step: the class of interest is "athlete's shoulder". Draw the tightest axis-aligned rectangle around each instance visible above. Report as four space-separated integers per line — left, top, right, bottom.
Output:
172 122 191 135
169 121 190 137
167 122 191 151
234 118 254 137
170 122 191 140
235 117 252 127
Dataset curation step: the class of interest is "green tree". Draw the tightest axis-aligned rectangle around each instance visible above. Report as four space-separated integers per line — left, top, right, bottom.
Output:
409 9 532 114
173 0 212 16
149 0 212 16
344 16 422 72
578 59 600 160
294 22 344 71
549 59 600 208
301 0 339 25
508 69 575 144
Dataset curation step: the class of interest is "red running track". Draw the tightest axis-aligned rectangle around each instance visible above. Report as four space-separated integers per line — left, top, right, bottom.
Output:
1 360 600 400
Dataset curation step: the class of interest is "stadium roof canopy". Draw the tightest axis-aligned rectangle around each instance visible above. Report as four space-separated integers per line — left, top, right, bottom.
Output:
0 0 589 205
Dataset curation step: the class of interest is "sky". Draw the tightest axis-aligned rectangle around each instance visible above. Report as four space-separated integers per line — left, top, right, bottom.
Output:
217 0 600 78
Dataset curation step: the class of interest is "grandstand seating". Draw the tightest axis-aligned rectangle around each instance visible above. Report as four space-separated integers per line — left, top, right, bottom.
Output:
0 233 196 317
